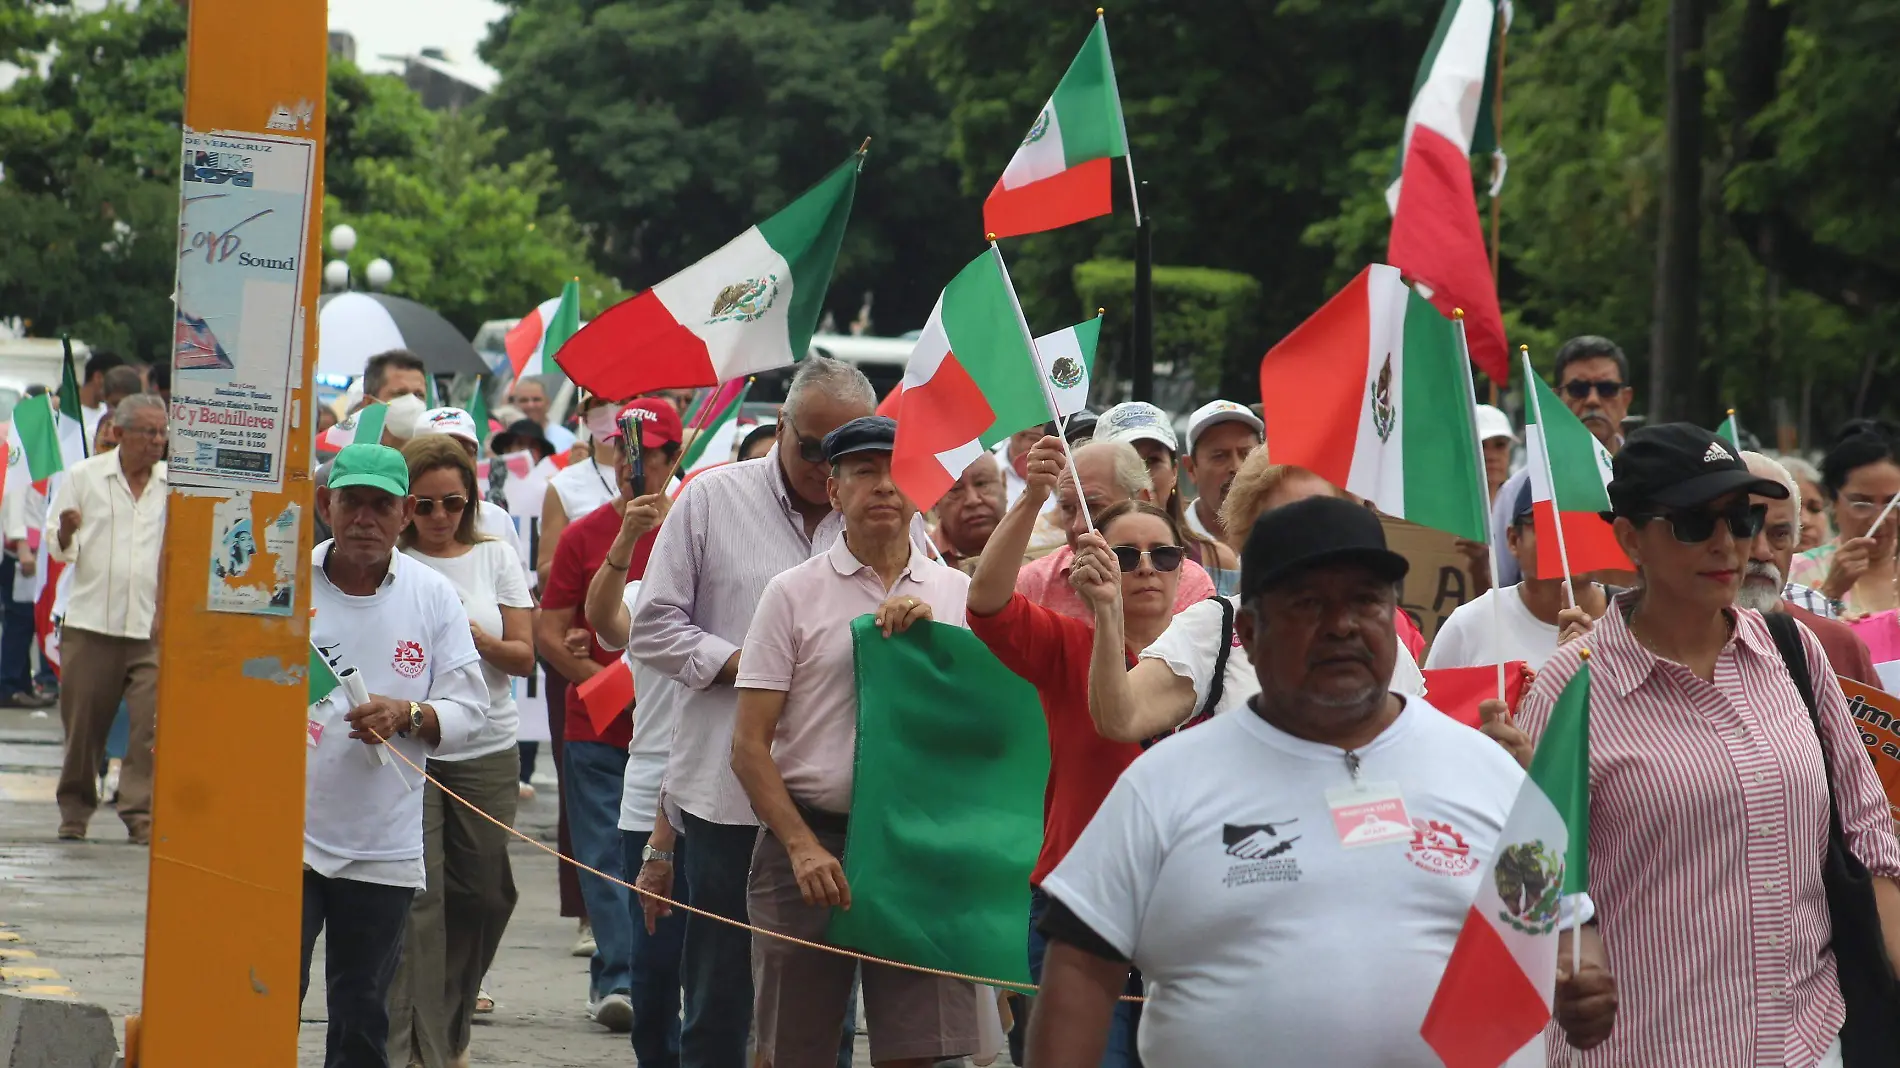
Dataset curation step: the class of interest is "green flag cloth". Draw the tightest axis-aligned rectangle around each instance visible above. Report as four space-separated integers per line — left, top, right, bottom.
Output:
1716 411 1742 449
830 617 1049 989
13 394 65 481
308 642 340 705
469 376 490 447
350 400 388 445
59 336 87 458
1537 658 1593 895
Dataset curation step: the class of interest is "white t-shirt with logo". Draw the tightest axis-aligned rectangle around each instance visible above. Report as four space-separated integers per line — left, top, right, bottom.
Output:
402 538 534 760
307 545 488 887
1041 699 1531 1068
1424 584 1563 671
1139 595 1426 718
600 580 685 832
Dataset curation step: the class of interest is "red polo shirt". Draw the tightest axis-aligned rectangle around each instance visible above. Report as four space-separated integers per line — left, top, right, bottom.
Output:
541 502 655 746
968 592 1145 886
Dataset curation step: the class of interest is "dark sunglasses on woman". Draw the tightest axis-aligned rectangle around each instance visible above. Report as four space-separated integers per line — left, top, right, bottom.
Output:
413 494 469 517
1111 545 1186 573
1638 501 1765 543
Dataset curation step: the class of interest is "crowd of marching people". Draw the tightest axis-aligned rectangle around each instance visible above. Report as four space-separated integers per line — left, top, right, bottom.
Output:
18 331 1900 1068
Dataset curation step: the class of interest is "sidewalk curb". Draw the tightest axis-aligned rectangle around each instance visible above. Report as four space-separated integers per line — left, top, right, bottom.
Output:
0 989 116 1067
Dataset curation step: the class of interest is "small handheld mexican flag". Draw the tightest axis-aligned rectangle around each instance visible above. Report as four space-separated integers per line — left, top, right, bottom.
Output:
679 378 753 473
1716 410 1742 449
984 15 1133 240
308 641 341 706
890 247 1090 511
556 151 862 399
505 279 581 381
12 393 84 482
1256 263 1488 541
1522 352 1633 579
1421 652 1592 1068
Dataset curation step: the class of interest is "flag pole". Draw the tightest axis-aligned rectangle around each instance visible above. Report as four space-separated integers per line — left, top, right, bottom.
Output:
60 333 88 459
1486 2 1508 282
1096 9 1140 227
989 238 1096 536
1724 408 1740 448
1454 310 1507 703
1521 345 1577 607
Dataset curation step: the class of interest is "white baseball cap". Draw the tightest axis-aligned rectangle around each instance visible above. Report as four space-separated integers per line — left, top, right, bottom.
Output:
1185 399 1265 456
382 394 427 442
1092 401 1178 453
420 406 480 445
1475 404 1517 444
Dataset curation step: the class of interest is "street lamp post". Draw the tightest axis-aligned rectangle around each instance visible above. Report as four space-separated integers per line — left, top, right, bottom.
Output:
323 225 394 292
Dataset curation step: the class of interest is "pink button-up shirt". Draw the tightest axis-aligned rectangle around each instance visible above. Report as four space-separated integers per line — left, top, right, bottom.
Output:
1014 543 1214 622
738 536 969 814
1519 597 1900 1067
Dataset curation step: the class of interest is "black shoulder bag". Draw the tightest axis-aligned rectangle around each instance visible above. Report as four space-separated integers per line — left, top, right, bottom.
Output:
1141 596 1233 750
1764 610 1900 1064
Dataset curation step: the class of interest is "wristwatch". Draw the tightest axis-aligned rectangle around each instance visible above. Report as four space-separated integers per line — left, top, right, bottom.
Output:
406 701 424 736
641 844 675 864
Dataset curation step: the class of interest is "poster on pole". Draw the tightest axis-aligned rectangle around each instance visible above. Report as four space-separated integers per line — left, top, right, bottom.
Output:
168 129 316 492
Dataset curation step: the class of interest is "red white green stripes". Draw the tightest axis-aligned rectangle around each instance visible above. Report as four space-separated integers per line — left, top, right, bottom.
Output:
984 17 1132 240
1523 353 1632 578
505 279 580 380
1258 264 1487 542
557 154 861 399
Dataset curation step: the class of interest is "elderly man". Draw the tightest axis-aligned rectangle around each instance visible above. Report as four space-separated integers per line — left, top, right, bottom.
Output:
628 356 889 1068
1738 451 1880 685
1030 496 1614 1066
508 375 576 451
49 394 168 843
931 451 1004 572
306 443 488 1068
1181 400 1264 546
1013 440 1214 621
732 416 978 1068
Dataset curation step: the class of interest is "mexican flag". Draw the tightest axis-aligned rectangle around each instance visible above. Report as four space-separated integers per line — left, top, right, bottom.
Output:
877 313 1100 422
1523 354 1632 578
308 641 341 706
505 280 581 381
1386 0 1509 383
984 17 1130 240
1257 264 1488 542
888 249 1047 511
680 378 753 473
557 153 861 399
1421 656 1592 1068
1716 410 1742 448
317 399 389 453
12 393 85 482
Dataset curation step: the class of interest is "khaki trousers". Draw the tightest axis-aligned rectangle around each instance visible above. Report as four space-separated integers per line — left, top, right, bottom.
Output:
56 627 157 837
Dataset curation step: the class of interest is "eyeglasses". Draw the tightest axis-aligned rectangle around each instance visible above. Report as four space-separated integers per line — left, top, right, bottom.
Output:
413 494 469 517
120 426 167 440
1562 380 1625 401
1636 502 1765 543
1843 496 1899 518
1111 545 1186 573
784 417 826 464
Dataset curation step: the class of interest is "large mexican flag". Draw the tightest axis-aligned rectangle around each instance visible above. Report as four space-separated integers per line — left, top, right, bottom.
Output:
1386 0 1508 383
1257 264 1488 542
1523 354 1633 578
1422 657 1592 1068
983 17 1130 240
889 249 1060 510
556 153 861 399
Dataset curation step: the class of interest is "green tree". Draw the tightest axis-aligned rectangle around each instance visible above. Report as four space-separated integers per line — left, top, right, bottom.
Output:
479 0 977 336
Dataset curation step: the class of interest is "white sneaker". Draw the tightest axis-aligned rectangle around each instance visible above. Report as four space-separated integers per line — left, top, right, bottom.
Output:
571 924 596 958
589 992 633 1033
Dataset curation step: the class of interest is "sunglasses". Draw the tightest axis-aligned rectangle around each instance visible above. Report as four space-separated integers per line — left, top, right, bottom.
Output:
413 494 469 517
1636 502 1765 543
785 417 826 464
1111 545 1186 573
1562 380 1626 401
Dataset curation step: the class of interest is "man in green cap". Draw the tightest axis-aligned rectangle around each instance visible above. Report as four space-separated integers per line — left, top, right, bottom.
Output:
305 443 490 1068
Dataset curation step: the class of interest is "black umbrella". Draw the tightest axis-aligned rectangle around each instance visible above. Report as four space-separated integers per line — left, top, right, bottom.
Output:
317 292 489 377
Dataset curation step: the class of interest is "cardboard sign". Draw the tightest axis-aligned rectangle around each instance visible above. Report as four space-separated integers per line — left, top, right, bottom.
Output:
1836 677 1900 822
1380 517 1480 654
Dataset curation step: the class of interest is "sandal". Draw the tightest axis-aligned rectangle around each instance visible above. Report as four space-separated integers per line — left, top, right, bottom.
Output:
475 989 495 1014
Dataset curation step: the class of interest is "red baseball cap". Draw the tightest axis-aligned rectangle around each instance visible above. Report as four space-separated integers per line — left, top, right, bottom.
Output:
615 397 683 448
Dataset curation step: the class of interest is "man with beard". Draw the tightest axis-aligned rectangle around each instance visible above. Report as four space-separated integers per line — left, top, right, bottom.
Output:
1736 451 1879 686
931 452 1005 572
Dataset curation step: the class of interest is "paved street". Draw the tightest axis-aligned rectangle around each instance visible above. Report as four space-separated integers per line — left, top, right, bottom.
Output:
0 708 884 1066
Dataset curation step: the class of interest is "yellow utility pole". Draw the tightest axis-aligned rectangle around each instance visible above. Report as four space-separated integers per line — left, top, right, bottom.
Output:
139 0 326 1063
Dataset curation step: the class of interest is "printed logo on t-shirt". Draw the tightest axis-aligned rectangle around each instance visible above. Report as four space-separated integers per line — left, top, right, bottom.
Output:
1405 818 1480 877
1221 819 1302 887
391 639 427 679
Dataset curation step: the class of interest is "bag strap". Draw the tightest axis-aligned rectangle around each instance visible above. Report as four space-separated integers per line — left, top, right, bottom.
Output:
1763 611 1848 835
1198 595 1236 721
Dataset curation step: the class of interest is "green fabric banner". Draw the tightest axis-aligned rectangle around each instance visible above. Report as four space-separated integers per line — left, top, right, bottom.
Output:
830 617 1049 990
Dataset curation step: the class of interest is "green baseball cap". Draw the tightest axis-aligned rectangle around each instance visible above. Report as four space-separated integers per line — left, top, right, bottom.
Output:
328 443 409 497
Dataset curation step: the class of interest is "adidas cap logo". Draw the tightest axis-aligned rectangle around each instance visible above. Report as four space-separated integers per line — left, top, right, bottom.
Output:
1703 442 1732 464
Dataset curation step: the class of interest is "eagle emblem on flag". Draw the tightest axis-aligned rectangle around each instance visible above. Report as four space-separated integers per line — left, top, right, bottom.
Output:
707 275 781 325
1023 107 1052 146
1493 841 1564 935
1370 353 1396 443
1048 355 1085 390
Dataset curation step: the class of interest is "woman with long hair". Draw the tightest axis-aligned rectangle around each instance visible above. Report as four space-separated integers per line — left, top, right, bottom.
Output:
387 435 536 1068
1788 421 1900 619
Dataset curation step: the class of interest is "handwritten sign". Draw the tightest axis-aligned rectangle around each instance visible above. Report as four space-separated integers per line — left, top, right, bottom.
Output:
1380 517 1479 654
1837 677 1900 822
169 130 315 492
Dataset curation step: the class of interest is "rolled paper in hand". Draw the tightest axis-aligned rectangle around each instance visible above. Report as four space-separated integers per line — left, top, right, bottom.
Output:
338 668 389 767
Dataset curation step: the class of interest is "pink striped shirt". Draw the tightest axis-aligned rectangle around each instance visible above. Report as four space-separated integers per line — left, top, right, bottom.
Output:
1518 597 1900 1067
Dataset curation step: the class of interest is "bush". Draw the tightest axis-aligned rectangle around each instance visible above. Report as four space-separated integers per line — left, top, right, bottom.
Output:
1072 259 1263 411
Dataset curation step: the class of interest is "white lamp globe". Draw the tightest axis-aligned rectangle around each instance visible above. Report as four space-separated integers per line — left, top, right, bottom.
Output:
365 258 394 290
329 224 357 254
322 259 350 290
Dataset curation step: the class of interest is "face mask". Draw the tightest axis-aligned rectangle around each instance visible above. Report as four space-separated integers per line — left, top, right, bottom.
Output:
585 406 619 442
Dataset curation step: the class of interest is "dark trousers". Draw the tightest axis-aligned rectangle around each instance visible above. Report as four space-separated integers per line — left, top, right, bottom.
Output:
301 869 416 1068
679 812 755 1068
622 829 688 1068
545 666 585 918
518 740 538 783
0 556 33 697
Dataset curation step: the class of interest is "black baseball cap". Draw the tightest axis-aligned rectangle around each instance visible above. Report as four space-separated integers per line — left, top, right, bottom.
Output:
1046 410 1098 445
822 415 897 462
489 419 554 460
1240 495 1410 601
1605 423 1788 518
1510 477 1535 526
